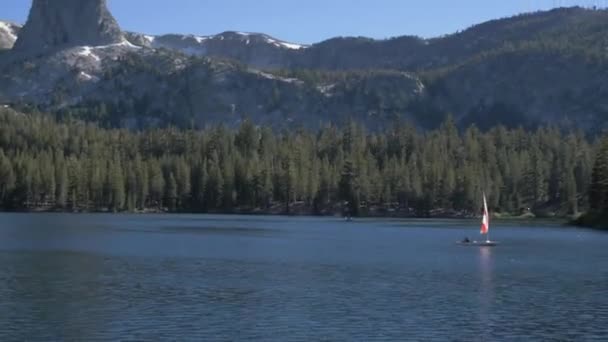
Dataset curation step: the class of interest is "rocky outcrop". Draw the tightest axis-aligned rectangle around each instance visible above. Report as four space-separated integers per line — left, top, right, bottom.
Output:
13 0 124 54
0 21 21 50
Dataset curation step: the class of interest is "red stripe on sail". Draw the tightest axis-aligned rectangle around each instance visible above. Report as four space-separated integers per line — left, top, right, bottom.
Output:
480 219 488 234
480 194 489 235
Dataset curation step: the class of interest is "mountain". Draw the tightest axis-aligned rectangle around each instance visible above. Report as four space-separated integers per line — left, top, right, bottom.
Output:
123 7 608 72
1 3 608 132
0 0 134 107
289 6 608 71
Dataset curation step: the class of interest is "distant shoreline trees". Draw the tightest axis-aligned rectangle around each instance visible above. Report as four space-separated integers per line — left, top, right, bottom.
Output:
0 109 596 218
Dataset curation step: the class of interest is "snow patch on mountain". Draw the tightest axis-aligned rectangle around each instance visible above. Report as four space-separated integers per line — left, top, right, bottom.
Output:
135 31 307 52
253 70 303 84
78 71 99 82
278 42 305 50
228 31 306 49
77 46 101 62
262 36 306 50
317 84 337 97
77 41 140 61
144 35 156 44
193 36 208 44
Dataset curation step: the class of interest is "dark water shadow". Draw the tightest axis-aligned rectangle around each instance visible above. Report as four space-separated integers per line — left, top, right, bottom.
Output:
110 226 282 237
160 226 282 236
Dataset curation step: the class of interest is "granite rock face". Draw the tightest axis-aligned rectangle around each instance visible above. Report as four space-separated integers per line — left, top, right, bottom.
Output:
0 21 21 50
13 0 124 53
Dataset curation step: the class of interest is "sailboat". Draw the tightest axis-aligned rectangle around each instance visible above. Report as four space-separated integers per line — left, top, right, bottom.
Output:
458 193 498 247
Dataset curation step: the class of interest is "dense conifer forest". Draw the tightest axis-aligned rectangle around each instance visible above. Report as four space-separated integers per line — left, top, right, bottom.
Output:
0 108 600 219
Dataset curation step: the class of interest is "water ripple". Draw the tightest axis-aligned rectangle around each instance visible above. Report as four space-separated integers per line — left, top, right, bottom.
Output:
0 215 607 341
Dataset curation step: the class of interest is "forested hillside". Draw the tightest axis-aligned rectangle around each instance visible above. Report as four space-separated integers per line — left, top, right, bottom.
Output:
0 108 594 217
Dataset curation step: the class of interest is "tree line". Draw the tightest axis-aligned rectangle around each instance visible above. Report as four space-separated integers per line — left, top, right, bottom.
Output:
0 108 598 217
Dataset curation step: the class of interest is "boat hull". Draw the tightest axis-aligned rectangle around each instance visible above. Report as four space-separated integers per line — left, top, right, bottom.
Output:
456 241 498 247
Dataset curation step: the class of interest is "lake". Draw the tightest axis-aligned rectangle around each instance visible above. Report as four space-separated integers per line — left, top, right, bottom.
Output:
0 214 607 341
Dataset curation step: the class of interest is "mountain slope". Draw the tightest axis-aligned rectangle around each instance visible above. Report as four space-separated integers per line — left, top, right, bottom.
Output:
6 50 423 129
2 4 608 132
423 47 608 131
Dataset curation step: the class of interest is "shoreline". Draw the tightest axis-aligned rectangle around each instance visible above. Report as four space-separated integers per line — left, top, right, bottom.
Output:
0 207 569 222
570 213 608 230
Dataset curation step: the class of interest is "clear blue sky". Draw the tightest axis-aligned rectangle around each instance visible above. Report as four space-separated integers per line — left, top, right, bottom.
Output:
2 0 606 43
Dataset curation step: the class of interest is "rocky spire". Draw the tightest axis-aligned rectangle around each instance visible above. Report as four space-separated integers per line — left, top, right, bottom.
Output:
13 0 124 53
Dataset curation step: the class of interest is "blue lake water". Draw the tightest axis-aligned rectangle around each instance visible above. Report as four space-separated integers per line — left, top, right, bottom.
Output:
0 214 607 341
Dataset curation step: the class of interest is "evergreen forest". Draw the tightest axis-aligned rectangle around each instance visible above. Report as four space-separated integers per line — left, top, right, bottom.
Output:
1 108 604 223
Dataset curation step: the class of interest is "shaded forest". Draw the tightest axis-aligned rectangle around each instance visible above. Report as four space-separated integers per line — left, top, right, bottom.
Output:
575 136 608 228
0 108 598 217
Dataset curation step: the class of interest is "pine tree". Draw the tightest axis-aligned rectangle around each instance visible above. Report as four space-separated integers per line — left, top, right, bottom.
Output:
125 164 137 212
193 160 208 210
109 159 125 212
39 152 56 205
175 157 191 209
279 154 297 213
89 160 104 208
221 155 235 210
260 164 273 209
56 162 68 209
339 160 359 215
148 160 164 209
135 156 149 209
206 154 224 209
564 168 578 214
306 156 320 206
0 150 15 207
589 137 608 212
67 157 86 210
166 172 178 211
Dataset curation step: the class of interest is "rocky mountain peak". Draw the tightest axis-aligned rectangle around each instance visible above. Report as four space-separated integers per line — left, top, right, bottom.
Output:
13 0 124 53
